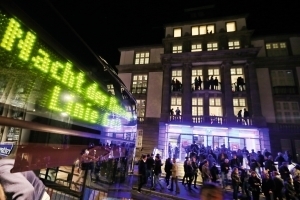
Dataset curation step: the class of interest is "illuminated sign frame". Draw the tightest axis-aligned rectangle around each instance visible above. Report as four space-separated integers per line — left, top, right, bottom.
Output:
0 10 131 127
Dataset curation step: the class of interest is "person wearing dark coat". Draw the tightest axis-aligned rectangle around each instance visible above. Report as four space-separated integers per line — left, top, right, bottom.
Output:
185 160 194 190
275 152 286 168
248 171 261 200
164 158 172 187
262 173 275 200
230 154 241 169
210 162 219 183
272 171 284 200
284 177 298 200
152 155 164 190
191 157 199 188
265 156 277 174
138 155 147 192
240 167 251 199
182 157 189 185
231 167 241 200
220 159 230 189
279 162 291 181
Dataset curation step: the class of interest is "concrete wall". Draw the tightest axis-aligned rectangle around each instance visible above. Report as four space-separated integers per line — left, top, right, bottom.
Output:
118 73 132 89
256 68 276 123
290 37 300 55
119 50 134 65
150 48 163 64
251 40 266 57
146 72 163 118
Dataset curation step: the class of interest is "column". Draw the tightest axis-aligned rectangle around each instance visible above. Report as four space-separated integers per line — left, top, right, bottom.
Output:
182 63 192 123
222 61 235 123
160 64 171 122
246 61 266 127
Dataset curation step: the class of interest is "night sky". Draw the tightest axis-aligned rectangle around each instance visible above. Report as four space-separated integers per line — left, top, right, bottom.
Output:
7 0 300 70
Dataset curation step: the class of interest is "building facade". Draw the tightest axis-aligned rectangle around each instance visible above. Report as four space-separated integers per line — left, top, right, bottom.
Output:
117 15 300 162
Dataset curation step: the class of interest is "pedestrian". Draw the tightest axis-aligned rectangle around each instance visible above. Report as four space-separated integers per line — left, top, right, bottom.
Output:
164 158 172 187
169 158 180 194
137 155 147 193
231 167 241 200
248 171 261 200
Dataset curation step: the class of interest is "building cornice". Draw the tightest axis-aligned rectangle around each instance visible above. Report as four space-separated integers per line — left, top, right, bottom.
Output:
116 63 163 73
160 47 261 65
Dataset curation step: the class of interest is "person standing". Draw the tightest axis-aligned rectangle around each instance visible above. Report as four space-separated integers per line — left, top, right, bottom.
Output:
169 158 180 194
262 173 274 200
201 160 212 183
243 108 250 125
182 157 189 185
231 167 241 200
191 156 199 188
164 158 172 187
248 171 261 200
137 155 147 193
185 160 194 190
152 155 164 191
284 177 298 200
220 159 230 189
272 171 284 200
146 154 154 188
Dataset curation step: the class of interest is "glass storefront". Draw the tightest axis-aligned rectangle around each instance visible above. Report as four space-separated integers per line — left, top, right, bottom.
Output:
163 124 266 162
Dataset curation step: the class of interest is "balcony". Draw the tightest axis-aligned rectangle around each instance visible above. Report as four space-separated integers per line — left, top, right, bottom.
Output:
232 83 247 92
131 87 147 94
272 86 298 95
191 83 221 92
168 115 253 126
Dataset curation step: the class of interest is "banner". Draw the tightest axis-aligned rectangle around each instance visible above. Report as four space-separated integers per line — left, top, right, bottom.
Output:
0 142 14 157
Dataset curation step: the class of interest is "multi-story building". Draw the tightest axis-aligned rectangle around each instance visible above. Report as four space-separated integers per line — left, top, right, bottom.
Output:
117 14 300 162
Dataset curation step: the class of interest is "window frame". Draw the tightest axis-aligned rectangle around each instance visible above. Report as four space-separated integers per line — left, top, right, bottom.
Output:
191 43 202 52
134 51 150 65
275 101 300 124
172 45 182 53
265 42 288 57
136 99 146 121
207 42 218 51
192 97 204 116
191 24 215 36
228 40 240 49
131 74 148 94
173 28 182 37
226 21 236 32
209 97 223 116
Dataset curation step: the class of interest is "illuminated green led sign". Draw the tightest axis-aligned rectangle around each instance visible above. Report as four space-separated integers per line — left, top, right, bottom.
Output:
0 11 131 126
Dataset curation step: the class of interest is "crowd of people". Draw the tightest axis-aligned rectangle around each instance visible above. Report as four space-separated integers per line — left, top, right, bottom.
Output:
137 144 300 200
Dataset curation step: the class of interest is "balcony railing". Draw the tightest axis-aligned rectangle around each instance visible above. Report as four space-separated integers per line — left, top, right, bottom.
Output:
232 83 247 92
191 83 221 91
272 86 298 95
168 115 253 126
131 87 147 94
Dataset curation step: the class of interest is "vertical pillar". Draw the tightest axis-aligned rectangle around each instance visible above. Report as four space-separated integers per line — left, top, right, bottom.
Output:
182 63 192 123
160 64 171 122
246 61 266 127
222 62 235 123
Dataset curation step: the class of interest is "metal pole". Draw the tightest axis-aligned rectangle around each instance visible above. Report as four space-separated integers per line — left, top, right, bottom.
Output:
80 169 89 200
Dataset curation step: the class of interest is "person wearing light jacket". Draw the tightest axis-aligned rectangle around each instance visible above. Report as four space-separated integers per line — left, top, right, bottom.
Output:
0 158 50 200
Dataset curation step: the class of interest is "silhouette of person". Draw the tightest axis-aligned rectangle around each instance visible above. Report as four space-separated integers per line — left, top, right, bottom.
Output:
175 79 181 91
214 77 219 90
210 76 214 90
237 110 242 125
171 78 176 91
194 77 199 91
243 108 250 125
204 77 209 90
198 76 202 90
240 77 245 91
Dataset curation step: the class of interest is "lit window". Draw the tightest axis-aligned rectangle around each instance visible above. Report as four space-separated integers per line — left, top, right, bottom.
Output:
271 70 295 86
233 98 247 116
131 75 147 94
209 97 222 116
275 101 300 124
226 22 236 32
265 42 288 57
191 69 203 90
171 97 182 115
208 68 221 90
174 28 181 37
207 42 218 51
231 67 245 92
228 41 240 49
171 70 182 92
191 44 202 52
135 52 150 64
191 24 215 35
136 99 146 121
192 97 203 116
173 45 182 53
107 84 115 95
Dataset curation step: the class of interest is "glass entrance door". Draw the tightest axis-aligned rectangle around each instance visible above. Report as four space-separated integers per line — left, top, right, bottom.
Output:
229 137 245 151
213 136 227 150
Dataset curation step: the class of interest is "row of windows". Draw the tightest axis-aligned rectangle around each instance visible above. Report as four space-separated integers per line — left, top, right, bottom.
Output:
136 97 300 124
133 42 288 64
173 22 237 37
131 69 297 95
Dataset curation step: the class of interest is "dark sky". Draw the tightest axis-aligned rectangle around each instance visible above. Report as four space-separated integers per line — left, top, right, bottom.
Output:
8 0 300 69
